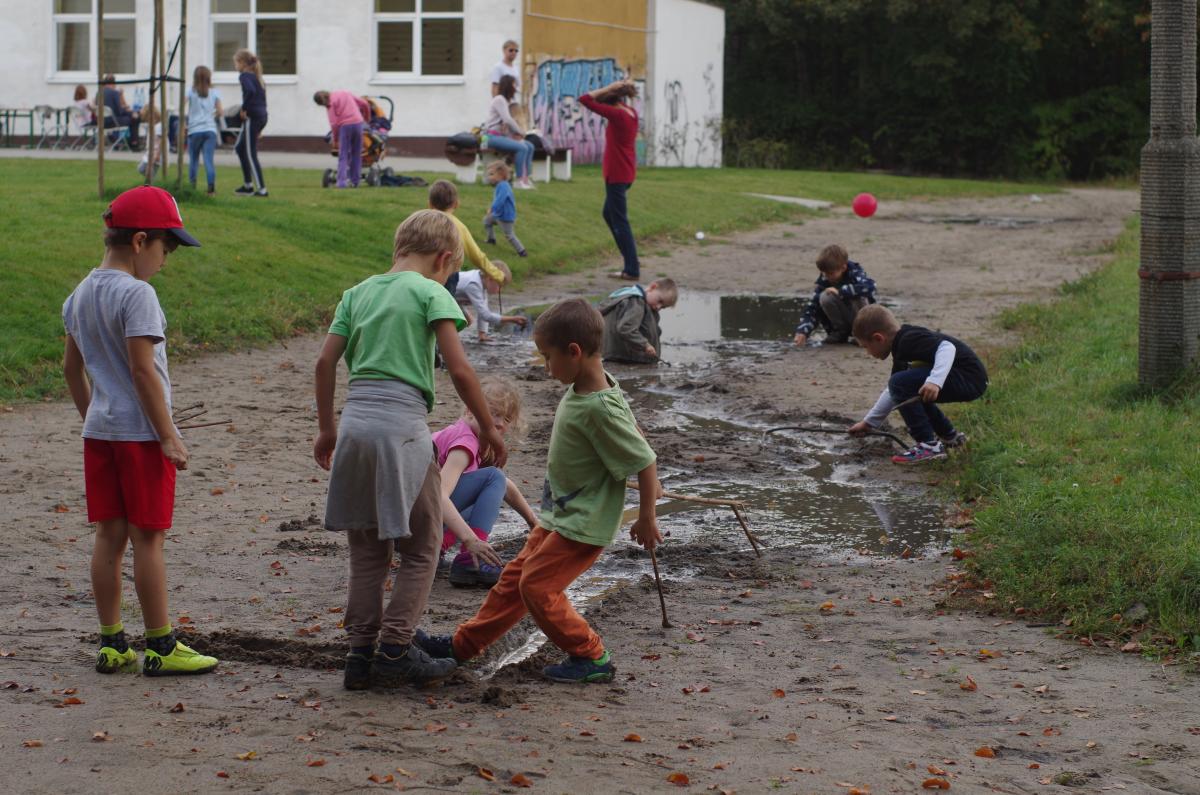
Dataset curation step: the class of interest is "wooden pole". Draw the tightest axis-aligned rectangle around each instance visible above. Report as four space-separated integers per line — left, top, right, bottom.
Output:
144 0 158 186
96 0 105 198
175 0 187 189
158 0 168 186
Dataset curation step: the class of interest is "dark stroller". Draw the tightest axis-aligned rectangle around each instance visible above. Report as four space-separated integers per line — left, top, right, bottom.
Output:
322 95 395 188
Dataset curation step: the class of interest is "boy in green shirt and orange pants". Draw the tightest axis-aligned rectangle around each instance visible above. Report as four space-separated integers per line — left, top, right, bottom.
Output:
417 298 661 683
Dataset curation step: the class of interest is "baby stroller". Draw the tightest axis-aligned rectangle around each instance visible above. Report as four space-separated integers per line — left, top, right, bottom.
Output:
322 95 395 188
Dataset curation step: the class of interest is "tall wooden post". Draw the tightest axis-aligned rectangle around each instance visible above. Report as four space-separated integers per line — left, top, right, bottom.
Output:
1138 0 1200 387
158 0 168 186
144 0 158 186
175 0 187 189
97 0 105 198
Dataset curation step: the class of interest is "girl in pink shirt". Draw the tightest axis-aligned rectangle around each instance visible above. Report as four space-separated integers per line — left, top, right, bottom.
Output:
432 378 538 586
313 90 369 188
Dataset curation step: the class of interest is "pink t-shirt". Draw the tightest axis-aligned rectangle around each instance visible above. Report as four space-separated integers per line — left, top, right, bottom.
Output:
432 419 481 472
327 90 368 132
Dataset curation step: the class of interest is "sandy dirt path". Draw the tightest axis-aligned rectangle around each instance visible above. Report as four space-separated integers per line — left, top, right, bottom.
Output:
6 187 1199 795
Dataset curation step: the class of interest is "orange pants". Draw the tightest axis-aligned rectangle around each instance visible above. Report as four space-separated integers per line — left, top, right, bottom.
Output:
454 526 605 661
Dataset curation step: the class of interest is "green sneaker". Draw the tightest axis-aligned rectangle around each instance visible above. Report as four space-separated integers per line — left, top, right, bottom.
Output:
95 645 138 674
143 641 218 676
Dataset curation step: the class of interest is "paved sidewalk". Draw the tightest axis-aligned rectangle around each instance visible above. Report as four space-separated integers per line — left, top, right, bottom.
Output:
0 146 456 176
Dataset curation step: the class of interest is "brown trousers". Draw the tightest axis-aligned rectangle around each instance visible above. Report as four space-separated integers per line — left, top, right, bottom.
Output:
344 462 441 648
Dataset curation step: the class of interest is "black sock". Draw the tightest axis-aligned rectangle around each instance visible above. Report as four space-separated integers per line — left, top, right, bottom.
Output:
378 642 408 658
146 631 177 656
100 631 129 653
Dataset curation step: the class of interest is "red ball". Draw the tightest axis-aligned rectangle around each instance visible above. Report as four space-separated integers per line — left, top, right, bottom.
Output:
852 193 878 218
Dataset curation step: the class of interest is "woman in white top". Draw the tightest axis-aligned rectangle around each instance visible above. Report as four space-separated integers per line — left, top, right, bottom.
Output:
183 66 223 194
483 75 535 189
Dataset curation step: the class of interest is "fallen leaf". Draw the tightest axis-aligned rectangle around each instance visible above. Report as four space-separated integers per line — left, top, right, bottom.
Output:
235 751 257 761
784 732 798 742
425 723 447 733
667 772 690 786
960 676 978 692
177 615 193 625
478 767 495 781
1043 727 1061 736
216 771 229 778
685 631 706 643
60 697 84 706
624 733 643 742
511 773 533 788
22 740 43 748
974 747 996 758
91 731 110 742
1028 763 1040 769
579 730 596 736
911 690 927 695
210 487 225 496
1120 641 1142 653
848 788 871 795
395 767 413 777
892 598 904 606
169 702 185 713
306 759 325 767
819 601 835 611
922 778 951 790
1033 684 1049 694
53 503 70 513
367 773 394 784
772 689 786 698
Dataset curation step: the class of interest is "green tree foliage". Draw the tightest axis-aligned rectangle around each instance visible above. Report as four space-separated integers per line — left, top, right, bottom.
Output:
720 0 1150 178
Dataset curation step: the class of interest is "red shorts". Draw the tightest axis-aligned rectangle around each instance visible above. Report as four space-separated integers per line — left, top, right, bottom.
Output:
83 438 176 531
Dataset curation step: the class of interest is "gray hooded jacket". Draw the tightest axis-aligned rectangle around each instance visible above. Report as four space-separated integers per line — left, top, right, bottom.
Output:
599 285 661 364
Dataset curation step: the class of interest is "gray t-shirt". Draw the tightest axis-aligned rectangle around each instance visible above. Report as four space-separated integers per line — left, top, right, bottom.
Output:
62 268 172 441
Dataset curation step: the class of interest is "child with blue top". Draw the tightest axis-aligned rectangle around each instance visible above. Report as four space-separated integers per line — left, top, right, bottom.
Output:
483 161 527 257
184 66 222 195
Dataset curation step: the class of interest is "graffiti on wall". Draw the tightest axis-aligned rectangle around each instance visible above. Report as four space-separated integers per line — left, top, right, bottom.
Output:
656 63 722 167
530 57 644 164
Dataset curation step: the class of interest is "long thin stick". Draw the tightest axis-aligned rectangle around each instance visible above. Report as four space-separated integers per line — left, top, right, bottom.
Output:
648 547 671 628
172 401 204 416
632 484 764 557
764 425 908 448
730 505 764 556
172 408 208 424
176 419 231 430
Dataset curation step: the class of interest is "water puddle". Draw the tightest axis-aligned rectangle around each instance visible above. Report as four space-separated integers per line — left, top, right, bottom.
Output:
904 214 1073 229
470 291 955 676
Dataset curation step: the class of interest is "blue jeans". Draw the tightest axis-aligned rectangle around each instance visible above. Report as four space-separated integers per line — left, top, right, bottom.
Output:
487 135 534 179
442 467 507 562
889 367 987 444
187 130 217 189
603 182 639 277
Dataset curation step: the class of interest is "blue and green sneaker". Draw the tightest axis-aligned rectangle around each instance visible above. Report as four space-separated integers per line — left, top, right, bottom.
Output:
542 651 615 684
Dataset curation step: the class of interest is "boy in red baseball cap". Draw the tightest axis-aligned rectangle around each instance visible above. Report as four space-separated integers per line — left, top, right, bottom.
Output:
62 186 217 676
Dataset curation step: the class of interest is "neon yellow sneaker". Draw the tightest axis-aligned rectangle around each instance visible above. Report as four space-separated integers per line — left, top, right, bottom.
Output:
95 645 138 674
142 641 218 676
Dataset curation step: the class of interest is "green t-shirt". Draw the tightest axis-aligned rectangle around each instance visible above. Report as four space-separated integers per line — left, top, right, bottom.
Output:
539 374 656 547
328 271 465 410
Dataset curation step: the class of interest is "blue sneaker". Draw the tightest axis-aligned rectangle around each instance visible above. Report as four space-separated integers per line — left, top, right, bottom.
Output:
542 651 615 684
412 629 459 662
448 559 503 587
891 441 947 465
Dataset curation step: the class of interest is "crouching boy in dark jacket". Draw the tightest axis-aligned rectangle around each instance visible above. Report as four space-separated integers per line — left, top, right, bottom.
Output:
599 278 677 364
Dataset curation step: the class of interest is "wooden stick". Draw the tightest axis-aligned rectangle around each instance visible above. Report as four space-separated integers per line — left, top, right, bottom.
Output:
172 401 204 416
172 408 208 423
629 483 764 558
730 504 764 556
176 419 231 430
764 425 908 448
648 547 671 628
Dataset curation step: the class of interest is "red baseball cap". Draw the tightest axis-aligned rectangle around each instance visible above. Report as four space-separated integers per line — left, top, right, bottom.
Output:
105 185 201 247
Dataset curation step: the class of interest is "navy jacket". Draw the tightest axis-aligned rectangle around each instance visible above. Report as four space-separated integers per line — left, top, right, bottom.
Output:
239 72 267 117
794 260 877 337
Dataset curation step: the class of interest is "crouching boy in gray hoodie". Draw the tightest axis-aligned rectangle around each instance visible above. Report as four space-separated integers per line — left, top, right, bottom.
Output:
598 278 677 364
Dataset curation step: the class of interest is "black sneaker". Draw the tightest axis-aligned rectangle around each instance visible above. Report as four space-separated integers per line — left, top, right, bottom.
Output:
233 184 255 196
485 238 496 245
518 250 529 258
370 643 456 687
940 430 968 448
412 629 459 661
253 189 269 198
344 649 373 690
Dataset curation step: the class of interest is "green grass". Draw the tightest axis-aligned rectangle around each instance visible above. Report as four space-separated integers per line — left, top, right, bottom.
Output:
954 217 1200 651
0 157 1053 401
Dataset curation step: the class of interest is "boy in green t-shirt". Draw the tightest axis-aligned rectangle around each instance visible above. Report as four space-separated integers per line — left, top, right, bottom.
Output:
416 298 661 683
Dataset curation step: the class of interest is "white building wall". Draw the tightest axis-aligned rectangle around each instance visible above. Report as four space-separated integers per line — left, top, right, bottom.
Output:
649 0 723 167
2 0 521 141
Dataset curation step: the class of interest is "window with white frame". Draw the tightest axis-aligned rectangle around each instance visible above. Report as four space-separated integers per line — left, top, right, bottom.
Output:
374 0 464 79
210 0 296 77
51 0 136 77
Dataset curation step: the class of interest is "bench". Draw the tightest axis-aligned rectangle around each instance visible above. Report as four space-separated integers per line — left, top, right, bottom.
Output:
451 146 573 184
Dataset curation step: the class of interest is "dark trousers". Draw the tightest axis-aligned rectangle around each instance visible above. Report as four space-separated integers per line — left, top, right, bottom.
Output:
603 182 639 278
236 113 267 190
889 367 987 444
103 113 139 147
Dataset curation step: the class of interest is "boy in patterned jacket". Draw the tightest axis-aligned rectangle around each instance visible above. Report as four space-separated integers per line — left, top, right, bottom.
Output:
792 244 877 346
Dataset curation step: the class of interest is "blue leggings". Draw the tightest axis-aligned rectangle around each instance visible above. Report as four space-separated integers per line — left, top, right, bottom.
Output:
187 130 217 189
487 135 534 179
441 467 507 561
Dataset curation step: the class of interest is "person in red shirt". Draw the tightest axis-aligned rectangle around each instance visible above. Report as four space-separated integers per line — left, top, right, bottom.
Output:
579 80 641 281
